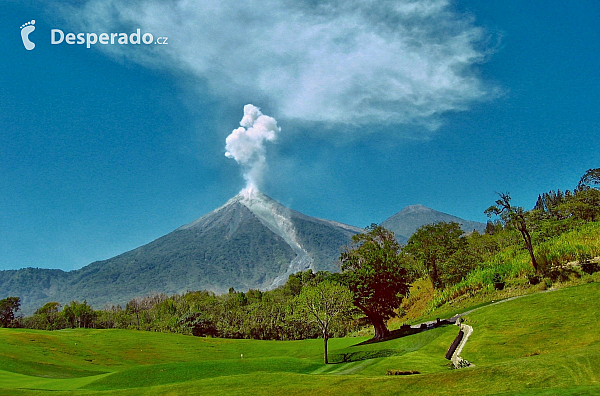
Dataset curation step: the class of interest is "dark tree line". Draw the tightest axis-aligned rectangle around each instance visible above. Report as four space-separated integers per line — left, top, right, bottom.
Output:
13 271 360 341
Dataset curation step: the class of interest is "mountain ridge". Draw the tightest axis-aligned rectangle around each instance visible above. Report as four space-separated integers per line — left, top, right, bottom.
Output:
381 204 486 243
0 195 484 314
0 192 362 314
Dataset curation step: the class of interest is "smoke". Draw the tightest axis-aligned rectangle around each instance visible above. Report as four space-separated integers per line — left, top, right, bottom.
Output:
225 105 281 196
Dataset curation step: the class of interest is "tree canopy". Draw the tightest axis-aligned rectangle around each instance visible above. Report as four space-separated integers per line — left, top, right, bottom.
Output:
297 281 353 363
0 297 20 328
577 168 600 190
404 221 466 289
339 224 410 340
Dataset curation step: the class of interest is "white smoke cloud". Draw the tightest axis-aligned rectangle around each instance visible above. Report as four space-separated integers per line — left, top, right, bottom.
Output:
225 105 280 195
56 0 498 131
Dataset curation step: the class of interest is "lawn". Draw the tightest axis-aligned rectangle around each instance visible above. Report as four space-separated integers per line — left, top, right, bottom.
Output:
1 282 599 395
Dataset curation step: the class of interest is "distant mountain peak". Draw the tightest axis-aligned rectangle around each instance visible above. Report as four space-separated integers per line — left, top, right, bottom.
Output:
399 204 431 213
381 204 486 242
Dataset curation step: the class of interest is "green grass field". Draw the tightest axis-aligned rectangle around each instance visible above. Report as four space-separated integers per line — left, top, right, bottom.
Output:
1 283 599 395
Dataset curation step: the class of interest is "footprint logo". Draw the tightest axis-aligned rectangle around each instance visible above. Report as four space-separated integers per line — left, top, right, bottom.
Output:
20 20 36 50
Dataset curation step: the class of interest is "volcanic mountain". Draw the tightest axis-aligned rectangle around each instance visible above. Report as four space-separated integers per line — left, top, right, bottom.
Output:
0 195 486 314
0 192 362 314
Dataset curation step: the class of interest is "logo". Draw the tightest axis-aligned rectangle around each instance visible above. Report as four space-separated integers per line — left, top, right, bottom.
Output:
20 20 36 50
51 29 168 48
19 19 168 51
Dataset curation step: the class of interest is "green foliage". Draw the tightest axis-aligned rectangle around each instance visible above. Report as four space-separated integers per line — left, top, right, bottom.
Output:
16 270 361 342
2 284 600 395
438 232 500 287
340 224 411 340
179 312 218 337
24 302 64 330
62 300 96 328
430 221 600 309
297 281 354 363
0 297 20 328
405 221 467 289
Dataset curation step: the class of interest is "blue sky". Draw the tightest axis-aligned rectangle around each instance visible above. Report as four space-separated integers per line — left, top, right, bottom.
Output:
1 0 598 271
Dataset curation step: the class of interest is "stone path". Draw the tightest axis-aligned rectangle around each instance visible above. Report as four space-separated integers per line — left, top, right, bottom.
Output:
451 324 473 367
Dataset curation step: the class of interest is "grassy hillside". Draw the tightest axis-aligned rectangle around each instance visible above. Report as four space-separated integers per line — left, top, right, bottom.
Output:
429 221 600 312
2 282 599 395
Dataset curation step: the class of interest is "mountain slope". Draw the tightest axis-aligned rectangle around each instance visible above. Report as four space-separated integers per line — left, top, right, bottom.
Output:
1 197 485 314
0 192 361 314
381 204 486 243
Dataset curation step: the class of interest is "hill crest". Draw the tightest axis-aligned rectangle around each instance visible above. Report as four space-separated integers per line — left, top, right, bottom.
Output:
381 204 485 242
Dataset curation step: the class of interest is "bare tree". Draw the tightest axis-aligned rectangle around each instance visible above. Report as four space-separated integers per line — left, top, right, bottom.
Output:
485 193 538 272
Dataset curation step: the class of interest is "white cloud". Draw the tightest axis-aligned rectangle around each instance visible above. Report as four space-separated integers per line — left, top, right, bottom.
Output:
58 0 497 130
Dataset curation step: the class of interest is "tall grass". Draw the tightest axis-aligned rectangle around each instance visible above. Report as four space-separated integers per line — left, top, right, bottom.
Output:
535 222 600 269
430 222 600 309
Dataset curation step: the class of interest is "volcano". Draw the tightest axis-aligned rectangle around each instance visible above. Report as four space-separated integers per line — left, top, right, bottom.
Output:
0 192 362 313
0 194 486 314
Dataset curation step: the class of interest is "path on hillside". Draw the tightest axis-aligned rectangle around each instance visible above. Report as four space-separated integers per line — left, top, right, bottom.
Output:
348 288 562 370
440 288 559 367
453 287 558 320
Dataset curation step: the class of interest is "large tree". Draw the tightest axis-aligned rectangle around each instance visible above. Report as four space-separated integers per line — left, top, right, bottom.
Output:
339 224 410 340
404 221 466 289
298 281 353 364
485 193 539 272
32 302 63 330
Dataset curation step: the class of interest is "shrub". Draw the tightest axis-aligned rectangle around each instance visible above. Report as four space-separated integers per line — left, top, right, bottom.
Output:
452 357 472 369
492 273 505 290
386 370 420 375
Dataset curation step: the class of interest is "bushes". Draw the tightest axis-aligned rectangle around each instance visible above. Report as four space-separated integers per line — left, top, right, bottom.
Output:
386 370 420 375
17 270 362 341
426 222 600 309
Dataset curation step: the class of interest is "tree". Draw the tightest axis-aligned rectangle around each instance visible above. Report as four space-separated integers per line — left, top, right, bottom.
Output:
63 301 96 328
577 168 600 190
339 224 410 340
0 297 20 328
485 193 539 272
180 312 218 337
566 188 600 222
126 298 143 329
33 302 62 330
298 281 353 364
404 221 467 289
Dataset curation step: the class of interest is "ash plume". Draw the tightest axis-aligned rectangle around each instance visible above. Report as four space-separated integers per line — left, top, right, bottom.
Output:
225 105 281 196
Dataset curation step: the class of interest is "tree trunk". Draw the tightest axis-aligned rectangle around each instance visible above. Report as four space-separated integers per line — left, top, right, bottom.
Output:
354 301 390 341
324 333 329 364
429 258 441 289
519 228 538 272
370 314 390 340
